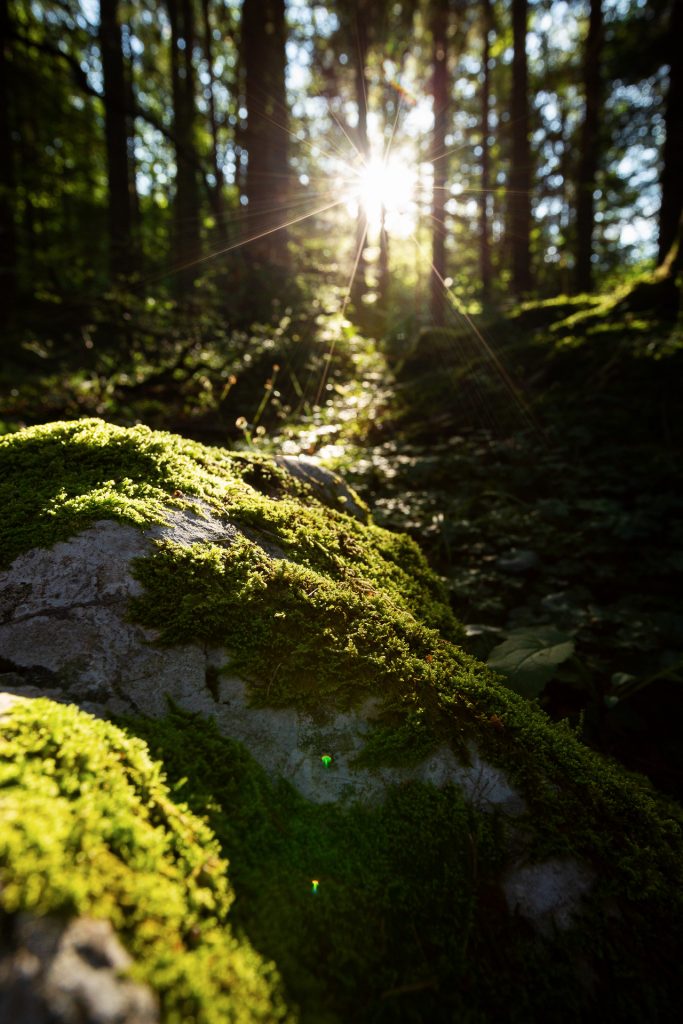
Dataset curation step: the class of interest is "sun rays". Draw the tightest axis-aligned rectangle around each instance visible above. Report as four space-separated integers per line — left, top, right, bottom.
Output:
130 42 534 435
348 155 419 237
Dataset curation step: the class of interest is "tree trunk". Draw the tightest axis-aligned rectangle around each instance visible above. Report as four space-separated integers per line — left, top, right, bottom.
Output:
574 0 603 293
480 0 493 303
430 0 449 326
168 0 201 292
377 84 393 312
350 0 370 309
100 0 134 279
122 20 141 272
658 0 683 266
241 0 289 268
509 0 532 296
0 0 16 321
378 203 389 308
200 0 227 240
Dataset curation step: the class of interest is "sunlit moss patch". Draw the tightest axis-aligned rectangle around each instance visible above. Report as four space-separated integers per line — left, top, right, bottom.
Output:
0 698 291 1024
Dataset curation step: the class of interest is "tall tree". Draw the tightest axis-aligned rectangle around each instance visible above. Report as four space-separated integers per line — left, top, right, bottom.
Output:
377 73 397 312
658 0 683 265
508 0 532 295
349 0 370 307
480 0 493 302
574 0 604 292
241 0 289 267
430 0 449 325
168 0 201 291
200 0 227 240
121 19 141 267
0 0 16 319
100 0 134 278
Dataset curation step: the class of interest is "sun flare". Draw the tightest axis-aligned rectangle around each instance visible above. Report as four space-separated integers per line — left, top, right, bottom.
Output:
351 156 418 236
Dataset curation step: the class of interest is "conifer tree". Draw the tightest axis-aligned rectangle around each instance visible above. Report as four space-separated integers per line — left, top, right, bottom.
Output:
167 0 201 291
241 0 289 267
509 0 532 295
100 0 135 278
574 0 603 293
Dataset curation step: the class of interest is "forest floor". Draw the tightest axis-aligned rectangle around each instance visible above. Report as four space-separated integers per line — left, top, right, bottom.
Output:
276 280 683 801
3 272 683 799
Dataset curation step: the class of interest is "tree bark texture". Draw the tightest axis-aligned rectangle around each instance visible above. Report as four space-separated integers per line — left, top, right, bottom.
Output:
350 0 370 308
509 0 532 295
168 0 201 291
241 0 289 267
200 0 227 240
0 0 16 319
574 0 603 293
100 0 134 278
121 21 141 269
658 0 683 266
480 0 493 303
430 0 449 326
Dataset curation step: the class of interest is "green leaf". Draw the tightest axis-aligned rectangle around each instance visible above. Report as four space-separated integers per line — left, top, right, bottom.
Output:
611 672 637 689
487 627 575 698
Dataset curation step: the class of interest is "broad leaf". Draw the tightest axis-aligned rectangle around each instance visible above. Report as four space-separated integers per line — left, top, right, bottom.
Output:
487 627 575 698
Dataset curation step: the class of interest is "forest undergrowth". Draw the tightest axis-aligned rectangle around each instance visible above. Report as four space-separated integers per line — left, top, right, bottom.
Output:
333 282 683 801
263 272 683 802
2 271 682 801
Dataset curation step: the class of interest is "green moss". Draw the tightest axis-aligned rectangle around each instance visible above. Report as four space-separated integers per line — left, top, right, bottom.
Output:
3 419 683 1018
128 707 561 1024
129 707 683 1024
129 534 466 717
350 708 437 768
3 693 681 1022
1 416 461 724
4 421 683 865
546 271 676 344
125 514 683 911
0 419 454 641
0 419 301 569
0 698 292 1024
0 419 182 565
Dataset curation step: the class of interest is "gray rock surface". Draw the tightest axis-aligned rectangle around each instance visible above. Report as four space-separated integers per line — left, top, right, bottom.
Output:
0 502 594 933
275 455 369 522
0 511 524 809
0 914 159 1024
503 859 595 934
0 508 230 715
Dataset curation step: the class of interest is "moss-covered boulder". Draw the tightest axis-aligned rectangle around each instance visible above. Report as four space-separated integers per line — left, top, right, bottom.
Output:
1 419 683 1022
0 694 291 1024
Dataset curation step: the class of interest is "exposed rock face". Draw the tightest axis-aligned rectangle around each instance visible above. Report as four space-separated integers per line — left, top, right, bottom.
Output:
0 914 159 1024
0 511 526 813
0 510 230 716
274 455 369 522
503 859 595 936
1 419 682 1023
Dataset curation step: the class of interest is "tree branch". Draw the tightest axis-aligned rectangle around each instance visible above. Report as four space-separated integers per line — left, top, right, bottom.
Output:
11 28 216 195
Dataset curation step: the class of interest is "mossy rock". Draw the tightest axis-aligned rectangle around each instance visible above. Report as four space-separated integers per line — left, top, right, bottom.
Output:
1 419 683 1021
509 295 600 331
0 693 291 1024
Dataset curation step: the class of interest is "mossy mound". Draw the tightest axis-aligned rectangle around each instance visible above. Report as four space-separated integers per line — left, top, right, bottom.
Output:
0 418 460 723
130 705 683 1024
388 272 682 443
515 275 683 440
0 697 290 1024
2 418 683 1020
